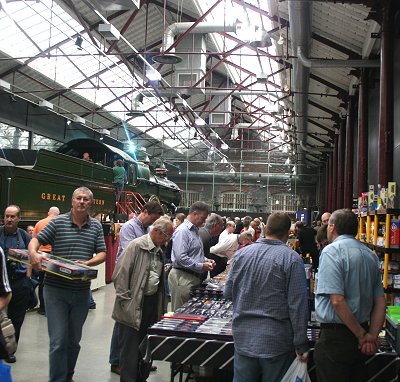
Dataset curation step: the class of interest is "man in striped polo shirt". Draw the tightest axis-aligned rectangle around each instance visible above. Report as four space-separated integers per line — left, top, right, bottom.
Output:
28 187 106 382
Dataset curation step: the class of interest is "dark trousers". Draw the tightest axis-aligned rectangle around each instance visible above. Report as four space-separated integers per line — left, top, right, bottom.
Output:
8 276 30 343
208 253 227 278
314 326 369 382
119 294 158 382
38 271 45 312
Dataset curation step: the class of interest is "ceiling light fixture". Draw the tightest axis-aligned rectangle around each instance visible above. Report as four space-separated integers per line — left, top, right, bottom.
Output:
277 34 285 45
0 79 11 91
147 67 161 81
153 53 182 65
73 116 85 125
194 117 206 126
221 143 229 150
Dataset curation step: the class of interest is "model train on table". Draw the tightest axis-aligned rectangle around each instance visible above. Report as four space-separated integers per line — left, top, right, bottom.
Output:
0 138 181 225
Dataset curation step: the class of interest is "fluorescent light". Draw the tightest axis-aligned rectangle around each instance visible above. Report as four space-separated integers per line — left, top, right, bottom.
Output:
73 116 85 125
38 100 53 110
221 143 229 150
147 68 161 81
0 79 11 91
195 117 206 126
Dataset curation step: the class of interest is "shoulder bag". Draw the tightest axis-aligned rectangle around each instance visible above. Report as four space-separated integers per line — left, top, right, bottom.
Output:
0 311 17 359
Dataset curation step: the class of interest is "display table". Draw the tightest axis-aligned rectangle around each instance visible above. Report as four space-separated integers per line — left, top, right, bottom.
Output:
146 331 400 382
147 335 233 370
145 277 400 381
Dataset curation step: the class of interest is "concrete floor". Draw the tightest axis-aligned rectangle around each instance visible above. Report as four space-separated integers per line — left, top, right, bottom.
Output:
10 283 171 382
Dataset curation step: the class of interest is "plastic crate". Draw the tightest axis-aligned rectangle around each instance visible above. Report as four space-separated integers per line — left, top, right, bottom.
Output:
385 314 400 353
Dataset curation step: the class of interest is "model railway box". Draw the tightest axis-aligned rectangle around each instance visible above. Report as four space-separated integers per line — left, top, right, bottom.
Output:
390 219 400 248
8 248 98 281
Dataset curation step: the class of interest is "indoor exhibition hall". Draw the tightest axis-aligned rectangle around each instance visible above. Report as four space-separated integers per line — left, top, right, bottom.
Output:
1 0 400 381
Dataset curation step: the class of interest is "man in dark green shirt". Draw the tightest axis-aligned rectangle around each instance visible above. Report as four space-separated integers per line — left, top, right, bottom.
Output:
113 159 126 202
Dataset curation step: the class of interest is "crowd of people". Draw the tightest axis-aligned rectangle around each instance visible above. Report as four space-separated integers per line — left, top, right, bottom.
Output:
0 198 386 382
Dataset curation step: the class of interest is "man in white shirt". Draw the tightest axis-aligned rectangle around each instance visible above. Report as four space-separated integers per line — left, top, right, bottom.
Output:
218 221 236 242
210 232 252 262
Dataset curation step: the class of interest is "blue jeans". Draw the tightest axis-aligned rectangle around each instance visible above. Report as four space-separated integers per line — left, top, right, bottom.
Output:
109 322 120 366
44 285 90 382
233 351 295 382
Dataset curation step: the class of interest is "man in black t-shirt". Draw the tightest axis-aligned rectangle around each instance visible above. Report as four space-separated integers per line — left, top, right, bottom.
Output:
295 221 319 269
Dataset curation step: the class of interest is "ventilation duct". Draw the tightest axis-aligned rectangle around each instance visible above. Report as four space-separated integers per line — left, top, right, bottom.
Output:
86 0 140 11
153 21 238 65
297 47 379 68
288 1 312 157
209 95 232 125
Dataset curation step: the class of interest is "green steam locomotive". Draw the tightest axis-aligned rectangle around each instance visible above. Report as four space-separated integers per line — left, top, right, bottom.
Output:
0 139 181 225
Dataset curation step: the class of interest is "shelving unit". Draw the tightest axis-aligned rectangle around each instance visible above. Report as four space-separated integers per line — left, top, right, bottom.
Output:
358 209 400 294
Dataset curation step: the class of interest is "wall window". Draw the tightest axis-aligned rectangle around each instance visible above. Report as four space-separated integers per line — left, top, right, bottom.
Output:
0 123 29 149
32 133 62 150
270 194 299 213
0 123 61 150
180 191 201 208
221 192 248 212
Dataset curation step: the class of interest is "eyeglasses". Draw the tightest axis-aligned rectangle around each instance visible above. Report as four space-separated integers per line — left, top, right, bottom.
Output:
159 230 173 239
74 196 90 202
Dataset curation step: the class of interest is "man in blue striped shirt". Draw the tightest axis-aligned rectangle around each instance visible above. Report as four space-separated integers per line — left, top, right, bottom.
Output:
28 187 106 382
225 212 309 382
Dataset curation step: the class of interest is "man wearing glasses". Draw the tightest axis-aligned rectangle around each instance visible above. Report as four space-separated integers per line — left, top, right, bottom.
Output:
109 201 164 375
28 187 106 382
112 217 174 382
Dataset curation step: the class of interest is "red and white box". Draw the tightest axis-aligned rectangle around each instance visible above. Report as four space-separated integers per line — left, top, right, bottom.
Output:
390 219 400 248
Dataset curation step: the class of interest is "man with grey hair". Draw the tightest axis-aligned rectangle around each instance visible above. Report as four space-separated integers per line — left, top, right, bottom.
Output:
112 217 173 382
225 212 309 381
210 231 251 263
314 209 385 381
28 186 106 382
200 213 224 277
169 202 216 310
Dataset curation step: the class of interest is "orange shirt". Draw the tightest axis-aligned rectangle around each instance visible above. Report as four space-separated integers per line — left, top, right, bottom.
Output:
32 215 55 252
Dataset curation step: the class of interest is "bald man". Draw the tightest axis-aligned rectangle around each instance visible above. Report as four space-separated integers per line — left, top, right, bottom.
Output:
321 212 331 225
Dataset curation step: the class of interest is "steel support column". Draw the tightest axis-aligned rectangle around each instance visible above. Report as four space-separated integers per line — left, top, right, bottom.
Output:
324 162 329 212
332 136 338 211
327 154 333 212
336 119 345 209
357 69 368 196
378 0 394 186
344 96 355 208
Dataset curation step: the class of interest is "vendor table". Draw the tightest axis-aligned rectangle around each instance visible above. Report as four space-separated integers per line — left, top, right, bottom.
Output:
146 333 400 382
146 277 400 381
